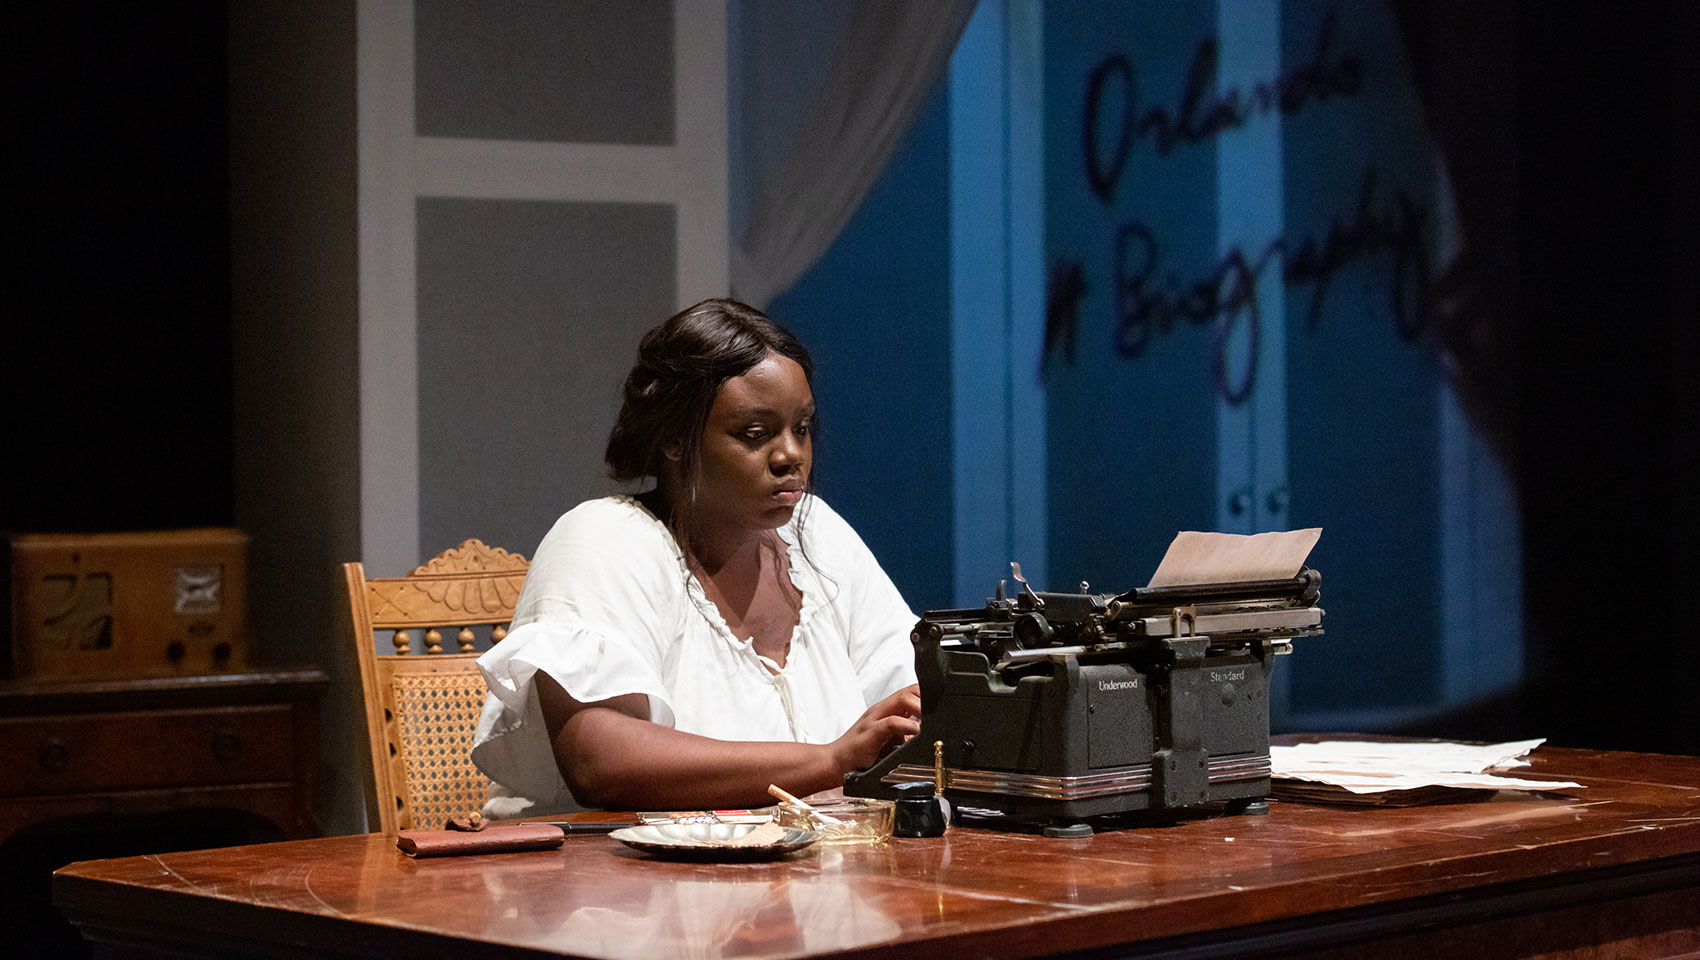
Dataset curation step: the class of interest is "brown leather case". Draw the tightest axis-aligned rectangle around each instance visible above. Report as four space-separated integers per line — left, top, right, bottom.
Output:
395 823 564 858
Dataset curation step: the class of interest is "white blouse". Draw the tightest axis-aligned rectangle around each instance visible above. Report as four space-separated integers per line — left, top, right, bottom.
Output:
471 494 919 818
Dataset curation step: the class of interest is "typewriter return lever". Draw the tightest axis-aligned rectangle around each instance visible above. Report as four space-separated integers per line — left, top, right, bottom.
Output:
1008 562 1057 648
1009 562 1043 609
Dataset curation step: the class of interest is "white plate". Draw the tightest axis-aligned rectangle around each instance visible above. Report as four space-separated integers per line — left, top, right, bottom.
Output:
609 821 820 861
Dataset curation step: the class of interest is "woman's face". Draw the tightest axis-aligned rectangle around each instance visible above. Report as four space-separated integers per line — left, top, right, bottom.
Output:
691 351 814 536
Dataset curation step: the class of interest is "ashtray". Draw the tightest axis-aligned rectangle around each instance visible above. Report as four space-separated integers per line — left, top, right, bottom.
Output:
774 797 894 845
608 821 820 861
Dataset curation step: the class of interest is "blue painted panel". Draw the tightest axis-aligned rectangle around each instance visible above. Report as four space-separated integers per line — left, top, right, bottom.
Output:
1036 0 1519 724
1278 0 1444 711
1042 2 1223 593
1214 0 1288 541
948 0 1049 606
951 3 1015 603
769 89 954 613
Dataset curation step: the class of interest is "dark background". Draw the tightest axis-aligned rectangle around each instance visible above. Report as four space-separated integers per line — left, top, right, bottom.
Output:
1386 0 1698 758
1510 1 1697 758
12 2 234 536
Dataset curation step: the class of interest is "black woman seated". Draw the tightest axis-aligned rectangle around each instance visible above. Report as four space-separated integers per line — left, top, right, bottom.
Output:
471 298 922 817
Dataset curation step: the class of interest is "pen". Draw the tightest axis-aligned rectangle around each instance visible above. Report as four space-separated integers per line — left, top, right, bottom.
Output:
521 821 634 834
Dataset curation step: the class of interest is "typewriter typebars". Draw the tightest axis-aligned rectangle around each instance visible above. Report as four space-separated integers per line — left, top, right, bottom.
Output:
845 565 1323 836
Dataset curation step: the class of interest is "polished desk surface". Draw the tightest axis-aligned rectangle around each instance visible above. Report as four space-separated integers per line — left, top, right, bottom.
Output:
54 745 1700 960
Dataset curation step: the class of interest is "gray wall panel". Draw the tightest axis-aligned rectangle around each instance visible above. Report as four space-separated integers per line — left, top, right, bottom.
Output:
415 0 673 144
416 197 675 560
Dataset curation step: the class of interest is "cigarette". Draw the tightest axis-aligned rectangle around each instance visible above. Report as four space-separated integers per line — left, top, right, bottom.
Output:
767 783 845 826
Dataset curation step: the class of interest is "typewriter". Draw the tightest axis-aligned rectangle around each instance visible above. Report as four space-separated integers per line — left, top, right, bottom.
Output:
845 561 1323 836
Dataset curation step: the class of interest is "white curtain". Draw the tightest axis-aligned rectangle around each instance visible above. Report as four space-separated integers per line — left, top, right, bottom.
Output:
729 0 979 309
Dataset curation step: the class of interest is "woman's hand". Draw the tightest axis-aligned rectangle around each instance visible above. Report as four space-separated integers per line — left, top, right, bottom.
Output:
829 684 921 775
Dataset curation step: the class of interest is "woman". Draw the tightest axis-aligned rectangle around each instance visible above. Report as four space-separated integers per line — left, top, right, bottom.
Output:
471 299 921 817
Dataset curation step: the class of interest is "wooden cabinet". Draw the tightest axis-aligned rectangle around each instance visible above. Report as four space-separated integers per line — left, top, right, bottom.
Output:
0 670 325 843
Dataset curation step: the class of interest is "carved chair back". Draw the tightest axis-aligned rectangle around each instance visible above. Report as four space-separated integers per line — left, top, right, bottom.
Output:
343 539 528 834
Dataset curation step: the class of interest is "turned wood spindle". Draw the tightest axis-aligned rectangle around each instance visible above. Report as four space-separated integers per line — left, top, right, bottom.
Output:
492 624 508 643
392 630 411 655
458 627 475 653
424 629 443 655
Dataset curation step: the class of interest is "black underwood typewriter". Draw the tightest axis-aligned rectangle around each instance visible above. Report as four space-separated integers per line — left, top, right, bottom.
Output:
845 563 1323 836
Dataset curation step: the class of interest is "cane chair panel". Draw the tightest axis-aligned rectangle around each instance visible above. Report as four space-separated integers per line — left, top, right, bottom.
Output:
345 539 528 834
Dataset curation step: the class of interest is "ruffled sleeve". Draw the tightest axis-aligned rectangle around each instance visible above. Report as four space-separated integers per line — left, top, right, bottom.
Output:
470 498 685 812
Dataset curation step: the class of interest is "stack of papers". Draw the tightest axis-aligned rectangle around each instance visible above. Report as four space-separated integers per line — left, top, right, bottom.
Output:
1270 738 1584 806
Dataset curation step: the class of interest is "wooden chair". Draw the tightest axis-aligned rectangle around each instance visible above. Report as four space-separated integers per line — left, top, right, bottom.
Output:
344 539 529 834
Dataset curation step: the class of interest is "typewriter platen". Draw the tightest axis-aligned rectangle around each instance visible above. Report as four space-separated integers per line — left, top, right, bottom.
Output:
844 563 1323 836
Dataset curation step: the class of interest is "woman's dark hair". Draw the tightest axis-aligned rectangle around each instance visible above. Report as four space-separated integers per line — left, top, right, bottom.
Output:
605 298 814 525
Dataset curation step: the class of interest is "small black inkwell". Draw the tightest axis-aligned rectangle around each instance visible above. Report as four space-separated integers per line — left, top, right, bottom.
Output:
891 741 953 838
891 781 947 838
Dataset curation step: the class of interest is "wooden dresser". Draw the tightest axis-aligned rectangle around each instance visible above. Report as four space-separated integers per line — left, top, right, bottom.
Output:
0 669 325 844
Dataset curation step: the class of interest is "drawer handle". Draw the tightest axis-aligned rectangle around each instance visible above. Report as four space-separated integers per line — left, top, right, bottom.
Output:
39 737 70 773
211 727 243 764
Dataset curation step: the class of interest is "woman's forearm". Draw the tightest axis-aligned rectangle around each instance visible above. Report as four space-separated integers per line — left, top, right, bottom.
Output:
554 706 842 809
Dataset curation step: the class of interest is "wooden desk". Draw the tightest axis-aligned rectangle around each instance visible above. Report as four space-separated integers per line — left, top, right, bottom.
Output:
54 745 1700 960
